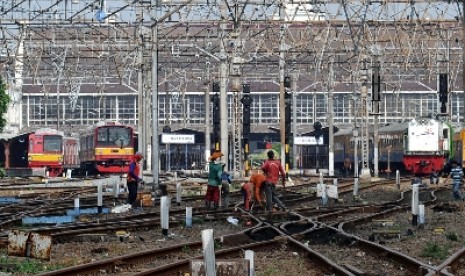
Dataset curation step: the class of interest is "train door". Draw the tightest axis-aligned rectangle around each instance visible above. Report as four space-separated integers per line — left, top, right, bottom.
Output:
9 133 29 168
402 133 408 153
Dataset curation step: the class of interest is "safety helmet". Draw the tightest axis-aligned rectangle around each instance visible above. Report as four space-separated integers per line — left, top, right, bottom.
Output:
134 151 143 160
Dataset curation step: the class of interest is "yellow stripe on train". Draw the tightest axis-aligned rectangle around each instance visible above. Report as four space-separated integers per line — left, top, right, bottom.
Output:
28 154 63 162
94 148 134 155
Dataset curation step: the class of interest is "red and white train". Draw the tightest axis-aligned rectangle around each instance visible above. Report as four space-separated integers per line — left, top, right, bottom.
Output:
402 118 451 175
334 117 451 176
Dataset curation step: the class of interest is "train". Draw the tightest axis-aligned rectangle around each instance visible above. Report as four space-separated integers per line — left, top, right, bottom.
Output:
8 128 66 177
403 118 451 175
451 127 465 169
78 121 136 174
4 118 456 177
63 136 80 173
333 123 407 175
333 117 452 176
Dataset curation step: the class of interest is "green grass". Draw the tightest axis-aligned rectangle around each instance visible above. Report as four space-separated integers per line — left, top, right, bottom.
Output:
192 216 204 224
0 256 65 274
261 266 281 276
445 232 459 242
420 242 450 260
181 245 192 254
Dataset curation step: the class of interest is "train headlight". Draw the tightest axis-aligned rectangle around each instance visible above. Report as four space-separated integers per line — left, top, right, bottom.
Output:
28 156 32 161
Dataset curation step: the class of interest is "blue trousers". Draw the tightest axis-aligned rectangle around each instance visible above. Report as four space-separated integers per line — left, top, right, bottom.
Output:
453 182 464 200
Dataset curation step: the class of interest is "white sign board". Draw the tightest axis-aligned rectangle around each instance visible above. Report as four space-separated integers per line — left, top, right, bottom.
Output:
294 136 323 145
316 184 338 199
161 134 195 144
327 185 338 199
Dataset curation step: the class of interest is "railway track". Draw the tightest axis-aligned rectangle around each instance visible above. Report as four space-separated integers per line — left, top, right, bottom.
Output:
0 176 463 275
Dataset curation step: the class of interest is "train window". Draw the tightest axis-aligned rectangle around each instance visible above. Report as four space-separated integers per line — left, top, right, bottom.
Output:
97 127 132 147
44 135 63 152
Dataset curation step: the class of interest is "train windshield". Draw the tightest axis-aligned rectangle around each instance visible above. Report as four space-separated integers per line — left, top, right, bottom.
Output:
97 127 132 147
44 135 63 152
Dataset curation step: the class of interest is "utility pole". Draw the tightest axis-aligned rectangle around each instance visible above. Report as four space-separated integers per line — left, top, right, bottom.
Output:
328 57 334 177
204 81 211 168
151 0 161 193
372 47 381 178
462 0 465 124
292 73 298 169
137 8 146 169
219 23 229 169
279 2 286 167
360 58 371 178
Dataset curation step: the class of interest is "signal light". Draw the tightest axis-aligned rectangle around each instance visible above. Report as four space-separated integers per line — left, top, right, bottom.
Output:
372 69 381 101
438 74 448 104
213 82 220 93
284 76 291 88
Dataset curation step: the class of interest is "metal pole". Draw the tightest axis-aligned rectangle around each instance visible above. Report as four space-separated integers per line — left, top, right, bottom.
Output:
205 83 211 168
372 52 380 178
279 3 286 166
292 74 298 168
137 10 146 168
354 128 359 178
374 106 379 177
219 24 228 169
328 58 334 176
151 0 160 192
462 0 465 123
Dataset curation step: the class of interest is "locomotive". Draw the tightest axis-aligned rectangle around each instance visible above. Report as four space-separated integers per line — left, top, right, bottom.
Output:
334 117 451 176
78 121 136 174
403 118 451 175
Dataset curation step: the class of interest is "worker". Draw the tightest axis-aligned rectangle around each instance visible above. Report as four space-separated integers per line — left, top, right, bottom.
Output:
127 151 144 207
261 150 286 212
206 151 224 210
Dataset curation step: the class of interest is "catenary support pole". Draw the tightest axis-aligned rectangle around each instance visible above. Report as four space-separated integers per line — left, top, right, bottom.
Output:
219 23 228 169
279 1 286 167
328 57 334 176
151 0 161 193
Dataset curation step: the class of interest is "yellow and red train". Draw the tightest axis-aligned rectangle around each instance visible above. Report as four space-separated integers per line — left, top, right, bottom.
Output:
7 128 67 177
78 121 136 174
1 121 136 177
